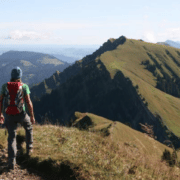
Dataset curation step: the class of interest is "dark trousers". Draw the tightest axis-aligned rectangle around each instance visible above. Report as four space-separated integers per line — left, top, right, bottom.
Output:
6 112 33 165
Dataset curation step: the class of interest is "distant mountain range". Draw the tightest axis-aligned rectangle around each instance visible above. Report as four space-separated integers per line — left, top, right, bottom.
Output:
165 40 180 49
0 44 100 63
51 54 77 64
0 51 69 88
157 40 180 49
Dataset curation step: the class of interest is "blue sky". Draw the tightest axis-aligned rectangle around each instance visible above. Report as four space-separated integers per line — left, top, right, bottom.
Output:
0 0 180 45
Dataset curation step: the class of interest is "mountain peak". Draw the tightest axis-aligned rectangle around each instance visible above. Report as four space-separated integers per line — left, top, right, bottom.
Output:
81 35 126 65
107 38 116 43
102 35 126 47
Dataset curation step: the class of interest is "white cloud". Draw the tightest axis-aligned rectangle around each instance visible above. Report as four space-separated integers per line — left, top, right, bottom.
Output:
0 29 63 44
8 30 51 41
0 21 129 44
143 31 156 43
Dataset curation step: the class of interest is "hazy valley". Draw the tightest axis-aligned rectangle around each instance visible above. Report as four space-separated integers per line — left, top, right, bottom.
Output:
0 51 70 89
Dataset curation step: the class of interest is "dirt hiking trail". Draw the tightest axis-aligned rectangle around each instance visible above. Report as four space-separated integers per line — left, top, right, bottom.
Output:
0 148 72 180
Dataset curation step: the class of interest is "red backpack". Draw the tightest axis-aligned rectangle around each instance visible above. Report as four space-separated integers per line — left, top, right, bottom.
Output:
4 82 24 115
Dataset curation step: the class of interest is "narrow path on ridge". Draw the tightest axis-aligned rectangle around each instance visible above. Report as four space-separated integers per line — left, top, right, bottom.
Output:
0 148 64 180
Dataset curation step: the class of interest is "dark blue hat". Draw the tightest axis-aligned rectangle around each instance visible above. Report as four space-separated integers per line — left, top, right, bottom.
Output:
11 67 22 79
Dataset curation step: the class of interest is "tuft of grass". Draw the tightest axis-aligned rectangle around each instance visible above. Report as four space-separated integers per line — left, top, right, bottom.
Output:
0 127 7 149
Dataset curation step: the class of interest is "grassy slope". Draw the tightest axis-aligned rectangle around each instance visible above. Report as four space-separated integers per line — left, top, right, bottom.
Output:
1 112 180 179
73 112 173 158
98 39 180 137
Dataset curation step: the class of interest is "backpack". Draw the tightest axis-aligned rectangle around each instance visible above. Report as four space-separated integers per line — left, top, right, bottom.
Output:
4 82 24 115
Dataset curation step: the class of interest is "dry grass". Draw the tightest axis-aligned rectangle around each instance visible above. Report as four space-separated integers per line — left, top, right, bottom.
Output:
0 127 7 148
0 114 179 179
28 125 180 179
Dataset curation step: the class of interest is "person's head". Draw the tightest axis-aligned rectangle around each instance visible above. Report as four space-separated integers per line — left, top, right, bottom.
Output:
10 67 22 82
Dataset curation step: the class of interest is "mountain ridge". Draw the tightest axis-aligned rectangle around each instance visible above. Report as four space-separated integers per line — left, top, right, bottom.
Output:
30 36 126 99
30 36 180 148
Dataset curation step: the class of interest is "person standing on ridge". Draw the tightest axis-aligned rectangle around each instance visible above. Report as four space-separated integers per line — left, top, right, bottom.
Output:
0 66 35 170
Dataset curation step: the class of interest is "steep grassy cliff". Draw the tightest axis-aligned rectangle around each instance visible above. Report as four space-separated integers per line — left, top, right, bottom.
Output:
32 36 180 148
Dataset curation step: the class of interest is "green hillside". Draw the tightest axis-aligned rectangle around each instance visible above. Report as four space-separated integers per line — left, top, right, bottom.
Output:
72 112 174 158
32 36 180 149
97 39 180 138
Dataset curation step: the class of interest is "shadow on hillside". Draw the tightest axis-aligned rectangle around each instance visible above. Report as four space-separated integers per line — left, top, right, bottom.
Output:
141 51 180 98
34 56 180 148
16 134 79 180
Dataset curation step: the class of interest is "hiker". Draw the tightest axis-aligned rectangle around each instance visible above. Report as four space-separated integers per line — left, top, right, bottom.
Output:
0 66 35 169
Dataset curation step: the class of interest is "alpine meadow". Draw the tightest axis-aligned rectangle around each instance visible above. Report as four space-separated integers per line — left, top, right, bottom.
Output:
1 36 180 179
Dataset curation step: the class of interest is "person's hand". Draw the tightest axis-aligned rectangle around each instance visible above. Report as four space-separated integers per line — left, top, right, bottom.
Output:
30 116 35 124
0 114 4 124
